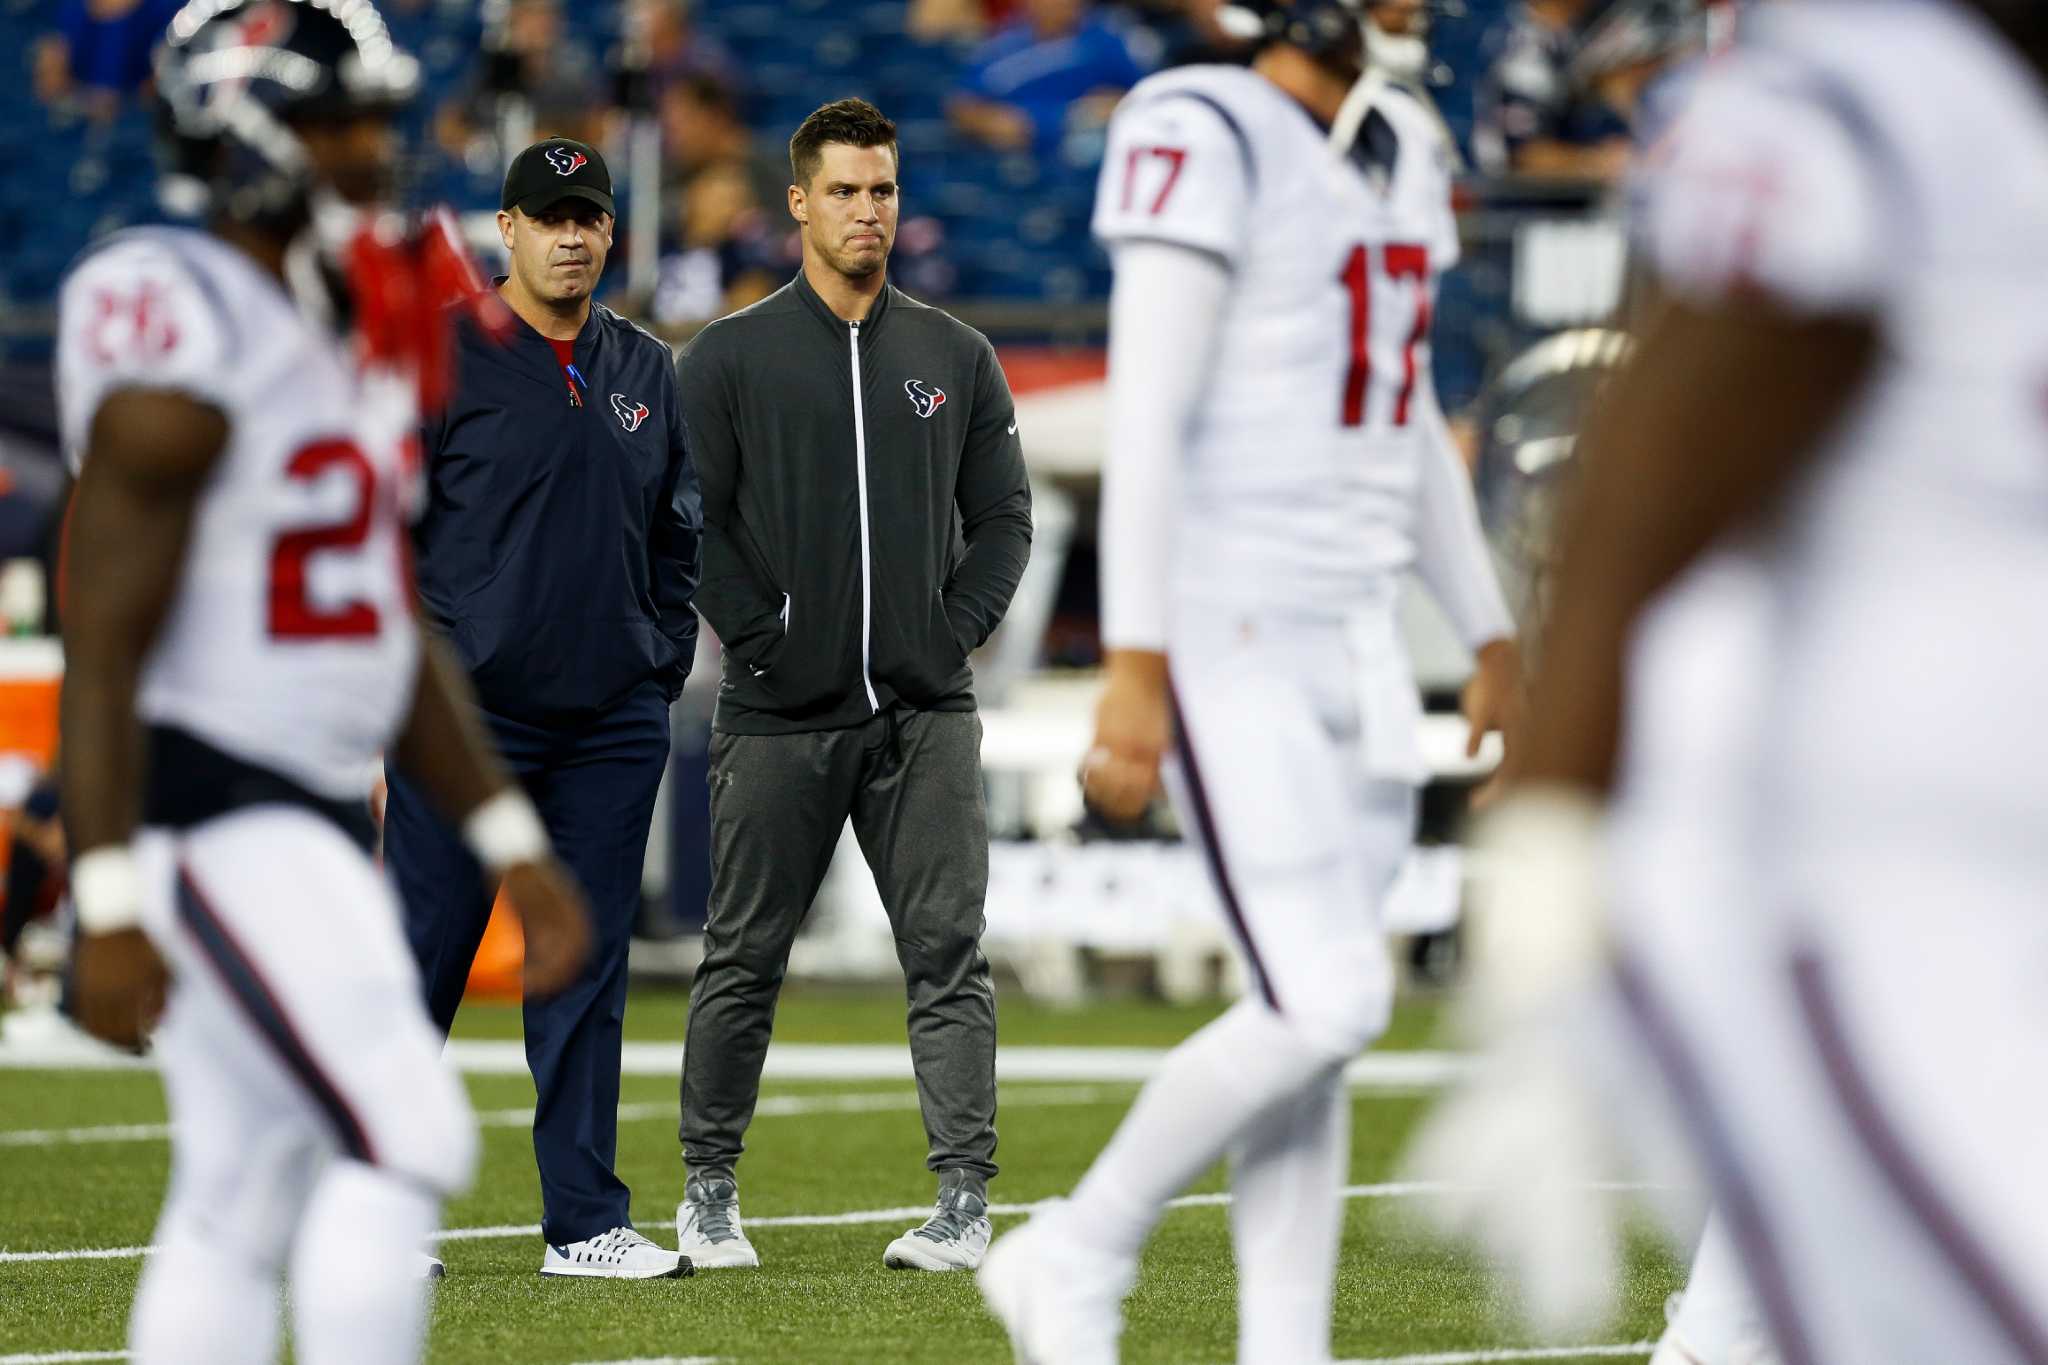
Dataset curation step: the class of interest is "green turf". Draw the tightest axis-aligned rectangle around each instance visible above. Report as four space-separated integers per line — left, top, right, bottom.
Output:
0 986 1676 1363
442 983 1450 1053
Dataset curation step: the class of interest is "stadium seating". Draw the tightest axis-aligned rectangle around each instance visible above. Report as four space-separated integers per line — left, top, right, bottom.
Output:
2 0 1514 371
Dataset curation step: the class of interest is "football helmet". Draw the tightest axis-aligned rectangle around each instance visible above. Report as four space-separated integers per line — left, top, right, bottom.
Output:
1217 0 1462 83
154 0 420 227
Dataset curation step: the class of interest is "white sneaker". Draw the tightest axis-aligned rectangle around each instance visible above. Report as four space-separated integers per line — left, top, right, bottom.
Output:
1651 1291 1781 1365
676 1176 760 1270
539 1226 690 1279
885 1181 992 1271
977 1202 1132 1365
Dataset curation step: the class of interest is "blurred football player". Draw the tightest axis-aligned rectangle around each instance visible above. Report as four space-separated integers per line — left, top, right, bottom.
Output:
1411 1 2048 1361
57 2 592 1360
977 2 1522 1360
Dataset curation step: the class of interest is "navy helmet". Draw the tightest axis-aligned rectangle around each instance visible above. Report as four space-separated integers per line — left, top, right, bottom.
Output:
1216 0 1372 72
154 0 420 226
1218 0 1461 78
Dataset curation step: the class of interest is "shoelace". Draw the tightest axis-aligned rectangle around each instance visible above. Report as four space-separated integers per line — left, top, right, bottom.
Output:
579 1227 660 1262
688 1186 743 1244
912 1193 986 1245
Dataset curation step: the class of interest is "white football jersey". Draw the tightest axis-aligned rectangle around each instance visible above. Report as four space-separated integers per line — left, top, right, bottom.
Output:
1093 65 1462 620
1638 0 2048 825
57 227 422 802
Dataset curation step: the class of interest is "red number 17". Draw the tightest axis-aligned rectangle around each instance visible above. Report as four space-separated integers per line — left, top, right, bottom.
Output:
1340 242 1432 430
1121 145 1188 216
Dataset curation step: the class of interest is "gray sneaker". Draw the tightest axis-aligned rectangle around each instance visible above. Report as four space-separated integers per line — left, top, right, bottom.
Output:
884 1180 993 1271
676 1175 760 1270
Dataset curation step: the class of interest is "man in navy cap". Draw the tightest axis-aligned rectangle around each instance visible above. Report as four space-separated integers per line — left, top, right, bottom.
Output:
386 136 703 1280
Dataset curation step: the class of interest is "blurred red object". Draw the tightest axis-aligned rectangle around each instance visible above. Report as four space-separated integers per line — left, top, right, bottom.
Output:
347 206 517 413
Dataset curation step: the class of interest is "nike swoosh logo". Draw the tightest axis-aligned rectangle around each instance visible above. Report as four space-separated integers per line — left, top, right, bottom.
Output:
1007 421 1018 435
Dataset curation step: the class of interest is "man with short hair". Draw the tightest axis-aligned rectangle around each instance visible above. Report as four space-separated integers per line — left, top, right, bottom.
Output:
674 97 1031 1274
385 136 703 1281
55 3 591 1357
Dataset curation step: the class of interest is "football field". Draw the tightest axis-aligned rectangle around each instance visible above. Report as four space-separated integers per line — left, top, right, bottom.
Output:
0 988 1682 1363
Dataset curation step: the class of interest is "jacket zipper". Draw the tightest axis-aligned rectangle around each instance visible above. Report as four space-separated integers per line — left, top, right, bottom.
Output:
848 320 880 714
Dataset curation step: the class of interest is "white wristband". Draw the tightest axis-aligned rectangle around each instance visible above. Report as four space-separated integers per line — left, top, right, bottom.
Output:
73 846 144 935
462 790 550 873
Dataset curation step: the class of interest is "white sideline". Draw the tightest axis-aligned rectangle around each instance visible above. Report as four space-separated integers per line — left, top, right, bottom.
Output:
0 1034 1467 1089
0 1181 1656 1266
0 1345 1661 1365
0 1352 1657 1365
1342 1348 1655 1364
0 1084 1124 1150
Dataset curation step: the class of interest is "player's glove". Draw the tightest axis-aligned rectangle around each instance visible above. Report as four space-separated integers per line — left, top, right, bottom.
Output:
1401 785 1631 1339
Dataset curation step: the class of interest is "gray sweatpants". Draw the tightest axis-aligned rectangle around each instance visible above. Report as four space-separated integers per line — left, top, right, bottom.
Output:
679 707 997 1188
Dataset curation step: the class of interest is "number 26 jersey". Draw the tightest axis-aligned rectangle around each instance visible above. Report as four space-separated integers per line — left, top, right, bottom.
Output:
56 227 422 802
1092 65 1461 620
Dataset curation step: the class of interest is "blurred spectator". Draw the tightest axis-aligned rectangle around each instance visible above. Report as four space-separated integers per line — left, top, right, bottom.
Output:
32 0 181 117
629 0 739 103
950 0 1148 155
1 778 64 1009
660 75 788 222
1472 0 1632 182
651 161 780 326
436 0 607 159
1112 0 1244 68
910 0 1021 43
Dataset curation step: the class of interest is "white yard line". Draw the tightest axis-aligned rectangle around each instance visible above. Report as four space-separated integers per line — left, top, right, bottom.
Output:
0 1346 1657 1365
1 1181 1656 1265
0 1085 1124 1151
1341 1347 1655 1364
0 1035 1466 1088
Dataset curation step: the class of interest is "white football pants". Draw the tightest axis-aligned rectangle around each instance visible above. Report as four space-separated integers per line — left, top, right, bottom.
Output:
126 807 477 1365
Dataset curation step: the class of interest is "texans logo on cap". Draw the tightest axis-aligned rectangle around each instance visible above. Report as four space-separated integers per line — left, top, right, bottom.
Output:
905 379 946 420
611 393 650 432
545 146 589 177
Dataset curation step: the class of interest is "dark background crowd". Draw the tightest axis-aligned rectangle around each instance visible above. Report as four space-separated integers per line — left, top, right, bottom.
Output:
4 0 1685 345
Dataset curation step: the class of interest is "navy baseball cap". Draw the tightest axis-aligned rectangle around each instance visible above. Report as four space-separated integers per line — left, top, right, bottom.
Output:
501 137 615 217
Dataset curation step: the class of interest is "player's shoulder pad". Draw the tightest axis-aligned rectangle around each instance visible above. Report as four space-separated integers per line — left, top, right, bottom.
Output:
1110 64 1265 187
1373 85 1456 178
61 226 244 362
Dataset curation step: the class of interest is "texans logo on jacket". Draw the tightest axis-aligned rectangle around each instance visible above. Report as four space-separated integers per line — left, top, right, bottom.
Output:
611 392 649 431
904 379 946 420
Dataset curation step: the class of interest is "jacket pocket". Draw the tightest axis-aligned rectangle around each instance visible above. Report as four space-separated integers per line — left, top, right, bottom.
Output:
731 589 848 714
881 588 971 705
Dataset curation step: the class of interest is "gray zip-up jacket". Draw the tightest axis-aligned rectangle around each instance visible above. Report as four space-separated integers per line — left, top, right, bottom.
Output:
678 271 1033 735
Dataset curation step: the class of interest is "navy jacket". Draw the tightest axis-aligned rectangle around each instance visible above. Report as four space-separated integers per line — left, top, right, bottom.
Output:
415 299 703 728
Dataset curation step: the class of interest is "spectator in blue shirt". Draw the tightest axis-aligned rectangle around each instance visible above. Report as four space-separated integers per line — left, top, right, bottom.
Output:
950 0 1149 155
32 0 181 116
